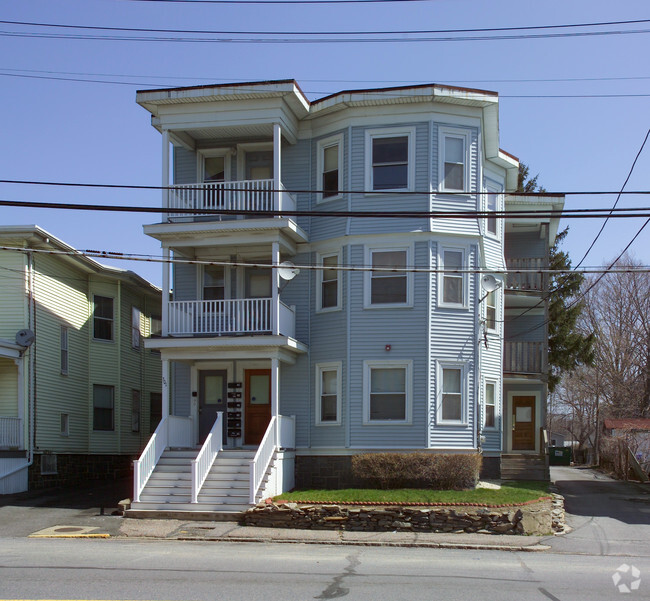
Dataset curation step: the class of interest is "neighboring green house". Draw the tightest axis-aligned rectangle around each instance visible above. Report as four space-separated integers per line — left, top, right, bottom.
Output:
0 226 161 494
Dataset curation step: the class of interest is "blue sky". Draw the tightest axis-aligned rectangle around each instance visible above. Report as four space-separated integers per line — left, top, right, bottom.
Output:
0 0 648 286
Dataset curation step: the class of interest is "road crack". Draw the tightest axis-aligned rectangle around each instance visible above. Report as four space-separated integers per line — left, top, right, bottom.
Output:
314 552 361 599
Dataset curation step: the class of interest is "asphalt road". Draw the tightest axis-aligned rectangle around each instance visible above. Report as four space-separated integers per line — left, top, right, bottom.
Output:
0 537 648 601
547 466 650 557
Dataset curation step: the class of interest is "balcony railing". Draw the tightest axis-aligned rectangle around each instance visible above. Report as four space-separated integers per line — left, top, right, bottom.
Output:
504 341 545 374
506 258 544 291
167 179 296 220
0 417 21 449
168 298 295 337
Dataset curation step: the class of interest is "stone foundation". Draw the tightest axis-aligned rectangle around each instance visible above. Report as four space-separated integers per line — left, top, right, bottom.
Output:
28 453 133 490
243 499 554 535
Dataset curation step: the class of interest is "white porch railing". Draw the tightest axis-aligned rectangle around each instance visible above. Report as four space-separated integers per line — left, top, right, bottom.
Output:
191 412 223 503
133 415 193 503
168 298 295 338
0 417 21 449
167 179 296 219
250 416 278 504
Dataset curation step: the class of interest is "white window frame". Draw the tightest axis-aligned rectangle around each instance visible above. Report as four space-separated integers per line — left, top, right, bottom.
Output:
317 134 343 203
93 384 115 432
363 360 413 425
364 245 413 309
438 246 468 308
484 380 497 430
364 126 416 193
201 264 231 301
60 326 68 375
438 127 471 193
315 362 342 426
437 362 467 425
132 307 142 350
198 148 231 183
316 251 342 312
485 290 498 333
485 190 500 238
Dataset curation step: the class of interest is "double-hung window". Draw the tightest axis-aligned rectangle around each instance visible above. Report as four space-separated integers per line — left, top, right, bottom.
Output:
60 326 68 375
486 290 497 331
318 135 342 201
439 128 471 193
440 366 464 423
365 127 415 192
364 361 412 424
440 248 465 306
93 295 114 341
318 252 341 311
484 381 496 428
203 265 226 301
93 384 114 431
315 363 341 425
486 192 498 236
366 248 410 307
132 307 142 349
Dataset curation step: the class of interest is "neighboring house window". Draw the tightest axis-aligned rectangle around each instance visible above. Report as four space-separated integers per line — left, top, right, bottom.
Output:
203 265 225 300
132 307 142 349
318 135 342 200
439 128 470 192
365 127 415 192
60 326 68 375
60 413 69 437
485 382 496 428
486 192 498 235
366 248 411 307
93 296 114 341
150 392 162 434
440 366 464 423
441 248 465 306
363 360 412 424
150 315 162 337
315 363 342 426
318 252 341 311
486 290 497 331
93 384 114 431
132 389 141 433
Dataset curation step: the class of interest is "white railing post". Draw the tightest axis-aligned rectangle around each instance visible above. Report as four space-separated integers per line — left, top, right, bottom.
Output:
272 242 280 335
249 416 278 504
162 129 170 213
191 412 223 503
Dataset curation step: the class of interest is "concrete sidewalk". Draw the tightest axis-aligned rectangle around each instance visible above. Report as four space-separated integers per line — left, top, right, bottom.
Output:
108 517 550 551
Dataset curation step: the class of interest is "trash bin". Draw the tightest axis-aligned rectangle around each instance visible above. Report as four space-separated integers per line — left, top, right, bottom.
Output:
548 446 572 466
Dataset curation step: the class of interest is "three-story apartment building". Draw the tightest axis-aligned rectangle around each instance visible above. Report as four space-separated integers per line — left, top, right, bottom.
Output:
132 80 561 514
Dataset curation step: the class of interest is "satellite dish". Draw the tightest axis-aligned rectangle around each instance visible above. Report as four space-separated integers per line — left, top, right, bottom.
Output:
480 274 501 293
278 261 300 281
15 329 35 348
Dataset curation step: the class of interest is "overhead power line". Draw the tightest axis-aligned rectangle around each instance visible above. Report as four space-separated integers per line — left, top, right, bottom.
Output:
3 198 650 219
2 178 650 197
4 17 649 36
123 0 435 4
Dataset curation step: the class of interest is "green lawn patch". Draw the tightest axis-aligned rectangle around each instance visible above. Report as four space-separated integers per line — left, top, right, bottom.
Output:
274 481 549 506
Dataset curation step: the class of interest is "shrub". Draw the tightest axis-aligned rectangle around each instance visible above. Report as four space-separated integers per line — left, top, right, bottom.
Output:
351 452 482 490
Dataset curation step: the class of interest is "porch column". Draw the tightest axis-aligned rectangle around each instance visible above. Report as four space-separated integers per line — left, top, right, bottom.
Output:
162 358 170 419
273 123 281 211
162 246 170 336
15 357 24 449
271 357 279 445
272 241 280 335
162 129 170 212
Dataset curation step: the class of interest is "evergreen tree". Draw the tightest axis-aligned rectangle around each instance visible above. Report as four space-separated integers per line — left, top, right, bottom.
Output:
516 163 594 391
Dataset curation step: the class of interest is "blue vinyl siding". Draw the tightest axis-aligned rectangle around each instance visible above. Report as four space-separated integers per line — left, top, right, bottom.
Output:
504 313 546 342
173 262 197 301
173 148 197 184
505 232 546 259
172 362 191 417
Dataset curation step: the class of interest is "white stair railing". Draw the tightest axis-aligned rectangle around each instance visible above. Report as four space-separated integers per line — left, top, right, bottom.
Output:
133 416 169 503
249 416 278 504
191 412 223 503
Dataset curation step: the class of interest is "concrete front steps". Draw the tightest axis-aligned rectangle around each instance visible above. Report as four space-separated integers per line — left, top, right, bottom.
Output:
128 449 261 518
500 453 550 481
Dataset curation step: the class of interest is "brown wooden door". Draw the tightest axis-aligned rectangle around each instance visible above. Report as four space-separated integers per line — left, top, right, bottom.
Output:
512 396 536 451
245 369 271 445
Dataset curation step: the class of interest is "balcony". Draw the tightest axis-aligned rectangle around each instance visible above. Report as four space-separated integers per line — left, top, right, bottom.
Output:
0 416 21 450
166 179 296 222
168 298 295 338
505 258 544 292
504 341 545 375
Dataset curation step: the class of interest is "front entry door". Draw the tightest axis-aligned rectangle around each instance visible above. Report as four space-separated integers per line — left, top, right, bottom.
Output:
512 396 536 451
199 370 227 444
245 369 271 445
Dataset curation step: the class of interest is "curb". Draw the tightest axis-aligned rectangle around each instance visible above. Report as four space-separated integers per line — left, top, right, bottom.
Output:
167 535 550 552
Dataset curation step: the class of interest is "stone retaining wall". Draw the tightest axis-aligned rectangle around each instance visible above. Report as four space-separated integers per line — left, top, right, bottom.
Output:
243 499 554 535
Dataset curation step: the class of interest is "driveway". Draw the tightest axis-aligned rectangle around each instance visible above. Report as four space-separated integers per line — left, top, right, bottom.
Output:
548 465 650 556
